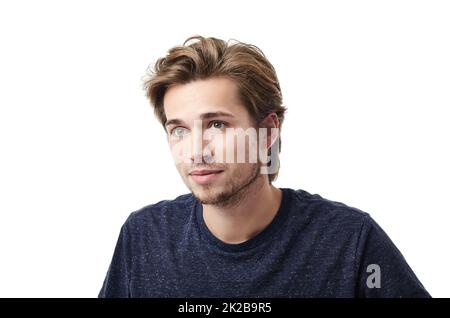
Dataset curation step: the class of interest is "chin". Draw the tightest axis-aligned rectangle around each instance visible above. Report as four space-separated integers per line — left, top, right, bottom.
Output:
191 186 223 204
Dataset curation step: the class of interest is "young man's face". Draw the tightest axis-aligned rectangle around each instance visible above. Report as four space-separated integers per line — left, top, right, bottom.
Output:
163 77 265 206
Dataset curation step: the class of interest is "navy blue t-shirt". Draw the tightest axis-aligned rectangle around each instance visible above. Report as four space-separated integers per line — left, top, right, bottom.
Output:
99 188 430 298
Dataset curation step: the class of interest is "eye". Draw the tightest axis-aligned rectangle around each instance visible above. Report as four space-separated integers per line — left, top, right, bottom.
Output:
170 127 188 137
209 120 227 130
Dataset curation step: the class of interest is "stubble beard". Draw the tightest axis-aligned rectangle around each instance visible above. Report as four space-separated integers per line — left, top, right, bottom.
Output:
186 163 262 208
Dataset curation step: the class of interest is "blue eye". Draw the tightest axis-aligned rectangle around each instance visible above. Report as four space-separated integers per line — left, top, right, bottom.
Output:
209 121 226 129
171 127 188 137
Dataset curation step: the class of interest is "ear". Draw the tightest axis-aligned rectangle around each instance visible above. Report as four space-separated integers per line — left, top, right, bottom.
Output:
261 112 280 150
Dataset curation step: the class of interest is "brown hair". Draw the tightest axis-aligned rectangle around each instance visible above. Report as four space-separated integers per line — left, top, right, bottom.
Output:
143 35 287 183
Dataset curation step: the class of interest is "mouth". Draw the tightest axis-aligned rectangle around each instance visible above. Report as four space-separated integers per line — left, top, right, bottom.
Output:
188 169 224 185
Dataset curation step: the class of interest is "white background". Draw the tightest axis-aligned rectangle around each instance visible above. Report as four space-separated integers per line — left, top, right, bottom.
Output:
0 0 448 297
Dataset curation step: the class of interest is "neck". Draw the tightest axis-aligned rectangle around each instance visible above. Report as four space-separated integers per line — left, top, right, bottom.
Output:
202 177 282 244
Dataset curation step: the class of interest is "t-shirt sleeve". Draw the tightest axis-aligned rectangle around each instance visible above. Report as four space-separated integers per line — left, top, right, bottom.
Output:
98 221 132 298
355 214 431 298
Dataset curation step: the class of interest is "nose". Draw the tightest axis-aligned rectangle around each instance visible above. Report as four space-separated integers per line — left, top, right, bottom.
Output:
190 120 215 164
190 134 215 164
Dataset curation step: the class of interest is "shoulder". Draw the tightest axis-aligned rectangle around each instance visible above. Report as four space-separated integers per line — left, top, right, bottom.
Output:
285 188 373 235
122 193 196 230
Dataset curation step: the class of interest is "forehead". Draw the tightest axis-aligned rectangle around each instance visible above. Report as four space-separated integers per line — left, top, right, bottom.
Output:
163 77 249 120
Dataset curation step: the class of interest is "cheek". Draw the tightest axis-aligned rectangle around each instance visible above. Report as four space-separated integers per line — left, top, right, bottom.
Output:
219 133 237 163
169 138 191 164
222 133 234 151
229 132 258 164
205 132 241 164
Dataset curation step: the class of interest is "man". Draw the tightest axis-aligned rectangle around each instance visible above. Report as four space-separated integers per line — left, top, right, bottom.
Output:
99 36 430 298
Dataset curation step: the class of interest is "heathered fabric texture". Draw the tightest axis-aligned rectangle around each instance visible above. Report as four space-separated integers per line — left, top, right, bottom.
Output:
99 188 430 298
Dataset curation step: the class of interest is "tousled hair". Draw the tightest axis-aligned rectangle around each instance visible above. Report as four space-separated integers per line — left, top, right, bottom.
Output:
143 35 287 183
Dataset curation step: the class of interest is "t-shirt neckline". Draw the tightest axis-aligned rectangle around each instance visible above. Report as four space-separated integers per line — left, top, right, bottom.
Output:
194 187 291 253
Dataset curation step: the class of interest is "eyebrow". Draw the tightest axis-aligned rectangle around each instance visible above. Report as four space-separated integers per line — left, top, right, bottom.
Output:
164 111 235 129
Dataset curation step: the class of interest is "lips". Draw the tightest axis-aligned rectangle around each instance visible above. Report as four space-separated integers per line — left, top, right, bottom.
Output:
188 169 224 185
189 169 223 176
